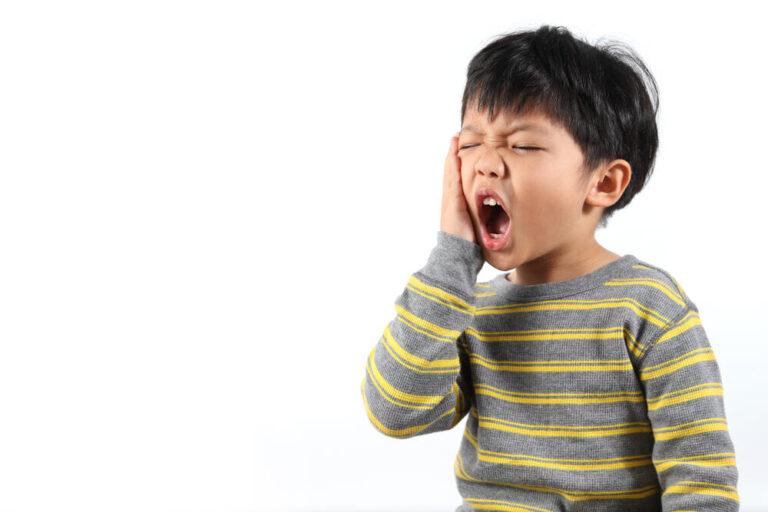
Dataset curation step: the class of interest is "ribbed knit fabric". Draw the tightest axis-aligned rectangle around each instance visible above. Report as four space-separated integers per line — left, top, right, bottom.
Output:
361 231 739 511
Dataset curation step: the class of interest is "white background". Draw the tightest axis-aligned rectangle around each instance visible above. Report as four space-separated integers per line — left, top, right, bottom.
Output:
1 1 766 511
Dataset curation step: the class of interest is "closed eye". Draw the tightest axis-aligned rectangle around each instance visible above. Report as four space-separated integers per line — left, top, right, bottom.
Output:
458 144 540 151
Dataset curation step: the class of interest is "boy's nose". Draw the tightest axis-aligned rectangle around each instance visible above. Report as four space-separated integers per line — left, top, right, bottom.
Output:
473 144 507 178
475 157 506 179
477 167 505 178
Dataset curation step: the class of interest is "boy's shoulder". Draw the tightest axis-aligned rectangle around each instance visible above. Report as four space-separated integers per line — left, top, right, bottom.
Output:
618 255 697 323
623 256 689 299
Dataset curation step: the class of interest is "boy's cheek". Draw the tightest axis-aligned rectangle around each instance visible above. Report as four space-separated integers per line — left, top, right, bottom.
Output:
463 190 477 223
460 165 472 186
461 181 473 202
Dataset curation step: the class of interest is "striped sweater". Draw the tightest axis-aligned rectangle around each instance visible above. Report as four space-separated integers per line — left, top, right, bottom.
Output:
361 231 739 511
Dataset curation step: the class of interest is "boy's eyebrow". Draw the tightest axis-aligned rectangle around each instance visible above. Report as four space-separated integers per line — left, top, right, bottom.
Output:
461 123 550 135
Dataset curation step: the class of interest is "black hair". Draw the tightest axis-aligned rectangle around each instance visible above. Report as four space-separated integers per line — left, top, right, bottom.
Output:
461 25 659 228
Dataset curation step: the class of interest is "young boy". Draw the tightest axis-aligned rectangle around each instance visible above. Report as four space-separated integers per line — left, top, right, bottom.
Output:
360 25 739 511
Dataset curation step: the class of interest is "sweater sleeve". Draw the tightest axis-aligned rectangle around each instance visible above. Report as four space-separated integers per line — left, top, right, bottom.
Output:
637 301 740 510
360 231 484 438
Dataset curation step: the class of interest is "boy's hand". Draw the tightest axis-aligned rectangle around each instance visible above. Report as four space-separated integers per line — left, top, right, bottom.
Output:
440 132 476 244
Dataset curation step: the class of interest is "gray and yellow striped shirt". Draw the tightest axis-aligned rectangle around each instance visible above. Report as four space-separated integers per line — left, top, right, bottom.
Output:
361 231 738 511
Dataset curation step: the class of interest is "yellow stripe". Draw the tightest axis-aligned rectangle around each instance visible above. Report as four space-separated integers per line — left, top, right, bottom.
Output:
646 382 723 410
474 282 491 288
465 325 624 342
640 348 715 380
475 411 651 438
406 275 474 313
364 358 431 411
394 303 463 340
653 311 701 346
464 497 551 512
654 452 737 473
627 266 688 302
653 417 729 441
382 325 460 372
470 351 633 373
474 291 497 297
663 481 739 502
654 417 727 432
669 480 737 491
475 297 671 328
406 281 470 315
470 326 624 335
656 458 737 474
656 452 735 464
677 480 736 491
464 430 652 470
642 347 712 372
474 383 644 405
366 346 446 406
623 327 646 358
360 378 455 437
603 278 686 306
455 453 660 501
395 313 456 343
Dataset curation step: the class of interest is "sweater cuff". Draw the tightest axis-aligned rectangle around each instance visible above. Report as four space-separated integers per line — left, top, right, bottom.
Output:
415 231 485 300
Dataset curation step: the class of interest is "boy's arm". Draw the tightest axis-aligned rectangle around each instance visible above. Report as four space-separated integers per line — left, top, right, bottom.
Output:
637 302 739 510
360 230 483 438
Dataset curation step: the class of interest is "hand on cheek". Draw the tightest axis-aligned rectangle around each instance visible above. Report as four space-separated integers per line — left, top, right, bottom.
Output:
440 133 476 244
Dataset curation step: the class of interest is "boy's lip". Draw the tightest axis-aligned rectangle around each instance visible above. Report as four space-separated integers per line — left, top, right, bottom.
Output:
475 187 509 216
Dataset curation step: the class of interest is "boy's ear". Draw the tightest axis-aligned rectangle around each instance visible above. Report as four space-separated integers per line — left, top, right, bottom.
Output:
584 159 632 208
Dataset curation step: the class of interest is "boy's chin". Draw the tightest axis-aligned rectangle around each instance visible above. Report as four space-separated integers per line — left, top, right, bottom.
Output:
487 262 516 272
481 249 516 272
473 225 515 270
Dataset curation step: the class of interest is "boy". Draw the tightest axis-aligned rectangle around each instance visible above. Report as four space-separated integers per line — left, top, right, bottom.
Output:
360 25 739 511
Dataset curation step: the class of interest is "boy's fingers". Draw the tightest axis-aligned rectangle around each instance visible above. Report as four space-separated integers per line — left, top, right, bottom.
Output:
444 134 463 196
441 132 475 243
444 135 460 179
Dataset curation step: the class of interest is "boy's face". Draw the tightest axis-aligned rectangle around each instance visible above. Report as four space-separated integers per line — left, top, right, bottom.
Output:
458 101 600 273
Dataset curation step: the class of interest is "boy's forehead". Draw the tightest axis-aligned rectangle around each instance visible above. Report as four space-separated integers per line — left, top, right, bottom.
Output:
462 103 559 135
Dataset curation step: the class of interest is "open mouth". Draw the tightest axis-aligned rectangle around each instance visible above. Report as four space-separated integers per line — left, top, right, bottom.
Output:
476 190 511 250
481 198 510 237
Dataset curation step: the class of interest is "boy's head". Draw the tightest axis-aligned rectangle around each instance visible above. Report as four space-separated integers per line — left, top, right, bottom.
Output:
456 25 659 274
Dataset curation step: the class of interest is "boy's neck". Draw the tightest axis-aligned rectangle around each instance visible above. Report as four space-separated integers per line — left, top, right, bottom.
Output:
506 241 621 286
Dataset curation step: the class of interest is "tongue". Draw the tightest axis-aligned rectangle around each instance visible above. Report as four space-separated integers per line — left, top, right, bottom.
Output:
488 206 510 235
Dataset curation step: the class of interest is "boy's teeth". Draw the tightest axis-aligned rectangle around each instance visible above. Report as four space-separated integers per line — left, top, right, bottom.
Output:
490 233 502 239
483 197 498 206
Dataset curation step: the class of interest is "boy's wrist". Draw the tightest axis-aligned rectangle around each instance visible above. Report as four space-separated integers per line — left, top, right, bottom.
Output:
415 231 485 299
437 230 483 257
